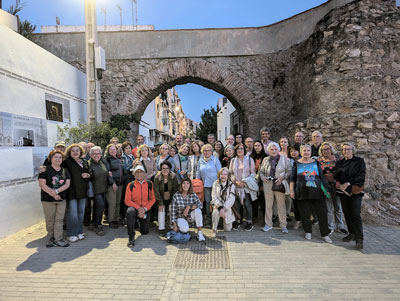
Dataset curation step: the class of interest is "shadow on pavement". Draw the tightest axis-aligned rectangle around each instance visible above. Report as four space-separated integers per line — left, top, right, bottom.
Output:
16 226 126 273
15 221 400 273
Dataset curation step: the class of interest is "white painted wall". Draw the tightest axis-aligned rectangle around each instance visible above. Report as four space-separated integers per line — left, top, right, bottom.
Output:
0 24 87 239
0 9 17 32
217 97 235 142
139 99 156 147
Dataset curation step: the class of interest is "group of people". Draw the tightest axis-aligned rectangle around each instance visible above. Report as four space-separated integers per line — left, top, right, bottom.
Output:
38 128 366 250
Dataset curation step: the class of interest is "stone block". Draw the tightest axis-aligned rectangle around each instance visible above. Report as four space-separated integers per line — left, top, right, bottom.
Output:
358 122 373 129
387 112 399 122
356 138 369 148
348 49 361 57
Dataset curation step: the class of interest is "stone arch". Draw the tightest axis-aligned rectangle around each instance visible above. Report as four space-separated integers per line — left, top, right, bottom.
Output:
119 58 255 136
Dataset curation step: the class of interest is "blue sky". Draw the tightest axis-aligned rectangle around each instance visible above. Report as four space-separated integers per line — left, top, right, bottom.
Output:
3 0 327 122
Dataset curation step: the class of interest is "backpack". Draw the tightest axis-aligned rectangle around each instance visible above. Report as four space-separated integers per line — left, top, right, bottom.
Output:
129 180 153 200
166 231 191 244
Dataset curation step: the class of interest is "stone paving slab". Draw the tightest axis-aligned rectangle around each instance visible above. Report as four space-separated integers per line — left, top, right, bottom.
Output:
0 219 399 300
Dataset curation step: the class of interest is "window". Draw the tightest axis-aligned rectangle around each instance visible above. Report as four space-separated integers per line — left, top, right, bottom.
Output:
46 100 63 122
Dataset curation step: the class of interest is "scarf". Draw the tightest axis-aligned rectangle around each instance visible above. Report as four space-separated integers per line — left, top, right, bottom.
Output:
269 154 280 179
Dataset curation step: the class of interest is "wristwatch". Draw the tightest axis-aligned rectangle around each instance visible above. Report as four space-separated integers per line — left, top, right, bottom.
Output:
55 189 59 195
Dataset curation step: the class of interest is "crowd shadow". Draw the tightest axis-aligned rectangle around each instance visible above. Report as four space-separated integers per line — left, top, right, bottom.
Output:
220 219 400 256
16 226 126 273
16 220 400 273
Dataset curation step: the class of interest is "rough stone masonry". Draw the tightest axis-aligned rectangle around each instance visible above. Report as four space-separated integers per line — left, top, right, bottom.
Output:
33 0 400 225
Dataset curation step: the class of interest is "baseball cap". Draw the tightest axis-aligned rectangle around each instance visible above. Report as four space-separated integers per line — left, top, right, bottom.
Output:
131 165 145 173
55 141 66 147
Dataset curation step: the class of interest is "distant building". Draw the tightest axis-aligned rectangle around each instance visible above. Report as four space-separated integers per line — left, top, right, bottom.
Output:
217 97 243 142
139 87 198 147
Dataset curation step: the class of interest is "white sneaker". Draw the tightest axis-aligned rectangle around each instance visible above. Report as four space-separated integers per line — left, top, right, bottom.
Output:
68 236 79 243
77 234 85 240
197 231 206 241
322 236 333 244
293 221 301 230
210 231 217 238
305 233 312 240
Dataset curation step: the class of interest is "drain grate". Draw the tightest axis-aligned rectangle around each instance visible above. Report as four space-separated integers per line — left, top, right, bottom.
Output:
174 235 231 269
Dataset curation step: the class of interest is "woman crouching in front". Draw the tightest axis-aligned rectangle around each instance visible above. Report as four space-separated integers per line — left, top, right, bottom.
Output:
171 178 205 241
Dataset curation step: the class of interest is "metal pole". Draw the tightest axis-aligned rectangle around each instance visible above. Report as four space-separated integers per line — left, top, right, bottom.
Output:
135 0 138 30
85 0 102 123
117 5 122 30
131 0 134 30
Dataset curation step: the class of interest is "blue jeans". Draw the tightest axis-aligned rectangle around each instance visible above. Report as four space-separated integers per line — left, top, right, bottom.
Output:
93 193 105 226
326 196 345 230
66 198 87 236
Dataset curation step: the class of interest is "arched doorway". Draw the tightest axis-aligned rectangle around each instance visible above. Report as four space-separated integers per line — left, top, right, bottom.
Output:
119 58 255 137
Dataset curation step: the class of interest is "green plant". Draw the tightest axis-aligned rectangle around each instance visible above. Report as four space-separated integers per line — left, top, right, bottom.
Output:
196 106 217 142
7 0 25 15
57 122 126 149
7 0 37 40
19 19 36 39
108 113 140 133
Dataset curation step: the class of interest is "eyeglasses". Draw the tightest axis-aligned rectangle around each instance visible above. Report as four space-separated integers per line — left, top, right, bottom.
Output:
321 148 331 151
342 148 353 151
161 167 170 170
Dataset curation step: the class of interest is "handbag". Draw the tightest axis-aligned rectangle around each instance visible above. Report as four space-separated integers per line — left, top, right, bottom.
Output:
272 180 285 193
352 185 364 194
192 179 204 203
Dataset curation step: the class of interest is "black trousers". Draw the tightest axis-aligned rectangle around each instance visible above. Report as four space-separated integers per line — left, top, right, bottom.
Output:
84 197 95 224
339 194 363 240
292 198 302 222
121 174 134 217
297 198 329 237
126 207 150 239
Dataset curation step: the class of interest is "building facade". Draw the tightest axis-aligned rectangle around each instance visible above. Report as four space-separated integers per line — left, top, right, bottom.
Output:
217 97 242 142
139 87 198 147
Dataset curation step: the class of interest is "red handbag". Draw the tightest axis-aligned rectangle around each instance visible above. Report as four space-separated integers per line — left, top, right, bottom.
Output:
192 179 204 203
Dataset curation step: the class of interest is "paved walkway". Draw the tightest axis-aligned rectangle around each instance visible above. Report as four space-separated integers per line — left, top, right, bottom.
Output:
0 219 400 300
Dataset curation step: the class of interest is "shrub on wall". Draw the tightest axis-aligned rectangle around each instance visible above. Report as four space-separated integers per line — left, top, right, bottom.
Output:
57 122 126 148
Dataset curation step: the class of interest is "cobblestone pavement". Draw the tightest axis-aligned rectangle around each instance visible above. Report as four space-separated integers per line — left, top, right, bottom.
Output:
0 218 399 300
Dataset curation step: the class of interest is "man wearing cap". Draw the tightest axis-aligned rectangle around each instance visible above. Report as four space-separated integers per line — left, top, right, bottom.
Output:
125 165 156 247
42 141 66 166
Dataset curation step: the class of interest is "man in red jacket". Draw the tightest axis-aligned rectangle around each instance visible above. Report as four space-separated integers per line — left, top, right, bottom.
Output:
125 165 156 247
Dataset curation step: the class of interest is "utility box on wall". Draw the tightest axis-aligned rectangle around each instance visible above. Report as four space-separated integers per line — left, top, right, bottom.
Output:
95 46 106 71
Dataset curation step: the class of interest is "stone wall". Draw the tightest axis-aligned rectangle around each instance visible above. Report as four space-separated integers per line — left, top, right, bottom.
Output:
286 0 400 225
